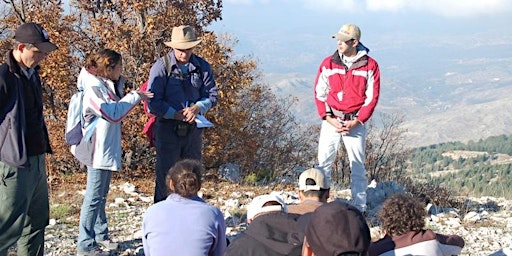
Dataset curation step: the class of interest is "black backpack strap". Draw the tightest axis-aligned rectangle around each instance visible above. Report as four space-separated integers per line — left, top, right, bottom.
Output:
161 53 203 94
162 53 172 77
159 53 174 99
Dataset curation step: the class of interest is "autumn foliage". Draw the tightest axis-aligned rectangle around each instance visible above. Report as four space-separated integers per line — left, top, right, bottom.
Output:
0 0 318 186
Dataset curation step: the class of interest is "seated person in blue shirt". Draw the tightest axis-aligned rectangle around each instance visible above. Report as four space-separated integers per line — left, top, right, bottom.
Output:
142 159 227 256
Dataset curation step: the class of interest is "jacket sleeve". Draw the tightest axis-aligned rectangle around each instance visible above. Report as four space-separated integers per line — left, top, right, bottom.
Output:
195 62 218 115
147 57 176 118
0 76 7 121
83 83 141 123
314 59 331 119
211 208 227 256
356 59 380 123
436 233 465 256
0 69 28 168
142 214 151 256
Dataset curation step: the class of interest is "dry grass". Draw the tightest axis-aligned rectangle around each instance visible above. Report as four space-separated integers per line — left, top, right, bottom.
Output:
46 171 295 223
47 171 157 222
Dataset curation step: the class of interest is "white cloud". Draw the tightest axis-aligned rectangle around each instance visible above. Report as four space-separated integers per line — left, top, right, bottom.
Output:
367 0 512 17
301 0 512 17
303 0 357 11
223 0 271 4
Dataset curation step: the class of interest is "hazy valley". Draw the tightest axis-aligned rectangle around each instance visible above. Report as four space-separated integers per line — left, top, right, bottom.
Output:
264 40 512 148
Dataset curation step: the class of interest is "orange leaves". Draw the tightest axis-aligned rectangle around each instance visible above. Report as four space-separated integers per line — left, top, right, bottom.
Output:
2 0 318 183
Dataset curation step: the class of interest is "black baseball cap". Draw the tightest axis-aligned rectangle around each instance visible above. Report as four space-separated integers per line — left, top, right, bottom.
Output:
14 22 57 53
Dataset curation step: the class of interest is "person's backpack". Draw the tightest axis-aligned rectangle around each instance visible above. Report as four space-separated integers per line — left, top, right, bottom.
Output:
140 80 156 147
141 54 172 147
65 88 86 145
65 68 103 146
65 88 97 145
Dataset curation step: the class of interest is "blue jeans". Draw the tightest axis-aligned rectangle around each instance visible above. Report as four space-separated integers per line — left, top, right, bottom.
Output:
77 167 112 252
0 155 48 256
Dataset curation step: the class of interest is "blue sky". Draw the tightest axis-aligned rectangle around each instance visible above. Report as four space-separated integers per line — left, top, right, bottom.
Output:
209 0 512 75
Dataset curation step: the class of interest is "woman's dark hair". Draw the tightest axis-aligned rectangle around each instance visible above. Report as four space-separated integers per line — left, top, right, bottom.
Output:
165 159 203 198
84 48 121 78
84 51 98 75
378 193 426 236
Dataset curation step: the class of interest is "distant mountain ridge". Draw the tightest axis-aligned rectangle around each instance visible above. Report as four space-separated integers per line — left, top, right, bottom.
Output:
264 55 512 148
257 30 512 148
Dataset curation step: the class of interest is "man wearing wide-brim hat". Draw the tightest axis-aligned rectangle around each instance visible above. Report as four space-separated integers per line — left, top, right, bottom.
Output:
147 25 219 204
163 25 203 50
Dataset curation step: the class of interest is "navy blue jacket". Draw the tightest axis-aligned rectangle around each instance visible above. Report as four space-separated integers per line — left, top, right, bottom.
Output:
147 50 218 119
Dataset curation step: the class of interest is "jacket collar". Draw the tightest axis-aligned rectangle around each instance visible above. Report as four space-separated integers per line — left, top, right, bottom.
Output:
331 49 368 70
169 50 201 73
6 50 41 77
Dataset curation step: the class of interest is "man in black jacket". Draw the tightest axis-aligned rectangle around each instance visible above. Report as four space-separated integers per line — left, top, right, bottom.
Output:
302 201 371 256
225 194 309 256
0 22 57 256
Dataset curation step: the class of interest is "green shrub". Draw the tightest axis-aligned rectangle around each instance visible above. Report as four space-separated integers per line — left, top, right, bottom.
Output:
244 173 258 185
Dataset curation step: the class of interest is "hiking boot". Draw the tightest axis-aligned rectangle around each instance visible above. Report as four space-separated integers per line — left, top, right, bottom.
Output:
77 247 110 256
97 239 119 250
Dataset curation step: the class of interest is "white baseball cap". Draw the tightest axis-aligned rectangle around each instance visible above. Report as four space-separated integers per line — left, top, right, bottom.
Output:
299 168 329 191
246 194 287 222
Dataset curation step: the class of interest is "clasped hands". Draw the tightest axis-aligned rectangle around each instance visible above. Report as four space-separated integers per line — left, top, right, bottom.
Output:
175 105 200 123
326 115 360 134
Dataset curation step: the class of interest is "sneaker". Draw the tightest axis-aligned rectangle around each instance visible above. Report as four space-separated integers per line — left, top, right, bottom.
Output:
77 247 110 256
97 239 119 250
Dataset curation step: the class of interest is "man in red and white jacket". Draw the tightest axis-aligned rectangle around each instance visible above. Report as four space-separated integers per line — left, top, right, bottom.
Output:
314 23 380 212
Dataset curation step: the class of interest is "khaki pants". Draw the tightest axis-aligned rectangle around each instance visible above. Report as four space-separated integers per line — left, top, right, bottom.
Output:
0 155 49 256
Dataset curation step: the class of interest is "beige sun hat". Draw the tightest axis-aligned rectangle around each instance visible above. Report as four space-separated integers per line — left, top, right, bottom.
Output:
164 25 202 49
332 23 361 41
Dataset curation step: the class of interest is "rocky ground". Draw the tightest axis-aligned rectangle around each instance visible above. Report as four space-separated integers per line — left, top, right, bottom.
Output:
8 179 512 256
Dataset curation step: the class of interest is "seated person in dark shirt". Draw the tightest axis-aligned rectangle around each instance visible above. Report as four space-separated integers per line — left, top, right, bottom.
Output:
302 200 371 256
288 168 330 215
226 194 308 256
246 194 288 224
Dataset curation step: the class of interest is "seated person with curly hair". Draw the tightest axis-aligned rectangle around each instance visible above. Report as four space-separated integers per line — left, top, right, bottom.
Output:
368 193 465 256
